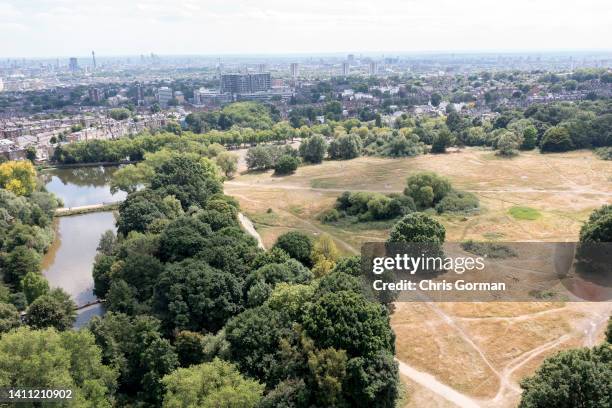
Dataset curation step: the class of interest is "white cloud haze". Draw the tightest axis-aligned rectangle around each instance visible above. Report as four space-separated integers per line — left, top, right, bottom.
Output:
0 0 610 57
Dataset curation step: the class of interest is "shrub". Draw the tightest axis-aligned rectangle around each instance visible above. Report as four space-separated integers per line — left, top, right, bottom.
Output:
321 208 341 223
595 147 612 160
274 155 300 175
461 241 517 259
435 190 479 214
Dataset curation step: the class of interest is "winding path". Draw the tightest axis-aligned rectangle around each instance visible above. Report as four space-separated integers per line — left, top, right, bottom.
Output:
238 213 265 249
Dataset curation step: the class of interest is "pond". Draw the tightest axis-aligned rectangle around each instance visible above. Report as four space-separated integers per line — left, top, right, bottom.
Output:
41 212 116 328
42 166 121 328
42 166 127 207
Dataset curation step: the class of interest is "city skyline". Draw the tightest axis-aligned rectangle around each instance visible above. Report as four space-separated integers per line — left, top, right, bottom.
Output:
1 0 611 58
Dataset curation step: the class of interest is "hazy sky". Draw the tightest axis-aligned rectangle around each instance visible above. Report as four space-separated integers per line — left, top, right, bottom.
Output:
1 0 611 58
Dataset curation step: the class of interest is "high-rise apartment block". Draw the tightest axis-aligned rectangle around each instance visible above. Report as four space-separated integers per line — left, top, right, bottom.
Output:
221 73 271 94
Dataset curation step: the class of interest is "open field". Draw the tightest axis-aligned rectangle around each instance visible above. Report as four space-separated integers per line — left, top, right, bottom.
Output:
224 147 612 408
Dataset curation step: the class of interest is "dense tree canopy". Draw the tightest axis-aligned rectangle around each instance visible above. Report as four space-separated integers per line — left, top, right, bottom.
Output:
0 327 117 407
161 358 264 408
520 345 612 408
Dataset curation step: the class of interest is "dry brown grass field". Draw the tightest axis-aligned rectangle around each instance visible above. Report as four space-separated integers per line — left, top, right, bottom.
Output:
225 147 612 408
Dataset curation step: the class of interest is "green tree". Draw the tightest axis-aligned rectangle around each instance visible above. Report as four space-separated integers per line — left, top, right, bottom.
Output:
519 345 612 408
328 134 362 160
150 156 222 209
157 216 212 262
387 213 446 244
246 146 274 171
3 245 41 286
579 205 612 243
303 290 395 358
24 288 76 331
216 151 238 178
0 302 20 333
540 126 574 152
20 271 49 303
430 93 442 107
88 313 178 405
154 259 244 333
274 231 314 267
161 358 264 408
299 135 327 164
274 155 300 175
25 146 37 162
431 129 453 153
404 172 452 209
174 330 207 367
496 130 521 157
0 327 117 407
522 126 538 150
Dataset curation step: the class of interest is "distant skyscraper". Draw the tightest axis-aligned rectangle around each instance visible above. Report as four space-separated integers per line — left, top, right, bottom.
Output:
91 51 97 70
69 57 78 72
369 61 378 76
258 63 267 73
221 73 271 94
347 54 355 64
342 62 350 76
290 63 299 79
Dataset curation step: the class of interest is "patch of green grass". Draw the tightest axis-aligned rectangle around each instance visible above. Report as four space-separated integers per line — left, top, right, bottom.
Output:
249 211 280 226
310 178 340 189
508 206 541 220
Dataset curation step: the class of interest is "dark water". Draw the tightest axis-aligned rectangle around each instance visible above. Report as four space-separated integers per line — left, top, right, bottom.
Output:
42 212 116 328
42 166 127 208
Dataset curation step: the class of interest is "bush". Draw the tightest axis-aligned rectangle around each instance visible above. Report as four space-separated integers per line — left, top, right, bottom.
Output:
274 155 300 175
332 191 408 222
595 147 612 160
461 241 517 259
321 208 341 223
435 190 479 214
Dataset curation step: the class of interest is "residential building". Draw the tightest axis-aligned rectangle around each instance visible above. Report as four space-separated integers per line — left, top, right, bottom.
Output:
221 73 271 94
369 61 378 76
88 88 104 103
290 63 299 79
157 86 173 107
342 62 350 76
